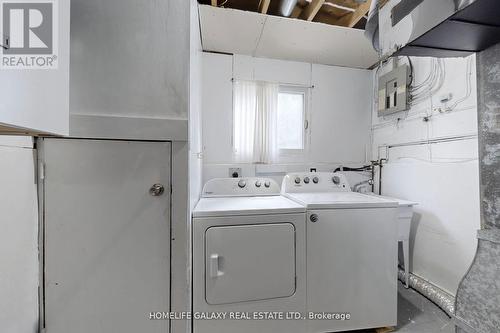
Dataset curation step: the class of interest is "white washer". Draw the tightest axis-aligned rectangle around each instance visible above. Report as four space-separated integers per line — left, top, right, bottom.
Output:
193 178 306 333
282 172 399 333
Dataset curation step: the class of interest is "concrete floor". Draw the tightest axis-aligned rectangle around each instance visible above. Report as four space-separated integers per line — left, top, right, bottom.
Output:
349 282 455 332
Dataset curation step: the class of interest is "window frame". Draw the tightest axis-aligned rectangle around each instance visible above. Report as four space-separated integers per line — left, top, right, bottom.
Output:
277 85 310 158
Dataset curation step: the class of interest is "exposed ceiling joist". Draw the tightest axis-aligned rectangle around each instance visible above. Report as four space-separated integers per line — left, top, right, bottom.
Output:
290 6 302 18
197 0 370 30
299 0 325 21
335 0 371 27
258 0 271 14
327 0 358 9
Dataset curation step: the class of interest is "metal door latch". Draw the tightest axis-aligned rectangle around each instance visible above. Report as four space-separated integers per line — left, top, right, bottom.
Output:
149 184 165 196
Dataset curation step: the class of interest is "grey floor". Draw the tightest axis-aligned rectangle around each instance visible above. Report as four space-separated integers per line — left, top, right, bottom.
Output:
348 282 454 332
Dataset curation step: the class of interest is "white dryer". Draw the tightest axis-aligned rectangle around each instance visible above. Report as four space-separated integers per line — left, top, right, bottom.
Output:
281 172 399 333
192 178 306 333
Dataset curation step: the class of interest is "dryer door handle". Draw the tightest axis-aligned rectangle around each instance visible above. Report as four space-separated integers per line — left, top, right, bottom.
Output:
209 254 224 278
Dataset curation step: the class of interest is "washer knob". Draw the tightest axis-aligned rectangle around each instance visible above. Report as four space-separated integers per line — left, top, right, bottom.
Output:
310 214 319 223
264 181 271 188
238 180 246 188
312 176 319 184
294 177 301 184
332 175 341 185
303 177 310 184
255 180 262 187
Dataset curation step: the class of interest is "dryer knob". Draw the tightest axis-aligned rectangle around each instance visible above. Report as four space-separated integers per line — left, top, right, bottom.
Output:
294 177 301 184
332 175 341 185
255 180 262 187
310 214 319 223
238 180 246 188
264 181 271 188
313 176 319 184
303 177 310 184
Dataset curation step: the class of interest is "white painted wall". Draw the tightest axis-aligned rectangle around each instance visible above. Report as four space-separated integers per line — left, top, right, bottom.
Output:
0 136 39 333
372 55 480 295
69 0 190 141
189 1 203 210
201 52 373 185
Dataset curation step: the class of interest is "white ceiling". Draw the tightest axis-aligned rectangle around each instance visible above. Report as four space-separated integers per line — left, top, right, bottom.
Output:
199 5 379 69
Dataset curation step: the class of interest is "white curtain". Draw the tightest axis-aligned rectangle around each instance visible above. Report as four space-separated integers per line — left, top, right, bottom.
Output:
233 80 279 163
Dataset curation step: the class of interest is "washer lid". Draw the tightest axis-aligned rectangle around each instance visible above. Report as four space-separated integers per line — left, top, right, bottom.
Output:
285 192 399 209
193 195 305 218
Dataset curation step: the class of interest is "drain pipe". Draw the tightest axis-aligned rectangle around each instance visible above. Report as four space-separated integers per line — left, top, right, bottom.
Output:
279 0 299 16
378 158 386 195
398 269 455 317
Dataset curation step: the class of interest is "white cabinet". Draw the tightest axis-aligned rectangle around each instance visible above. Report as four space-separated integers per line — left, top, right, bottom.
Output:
0 0 70 135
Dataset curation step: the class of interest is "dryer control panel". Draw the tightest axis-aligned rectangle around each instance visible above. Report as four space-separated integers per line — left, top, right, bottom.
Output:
202 178 281 197
281 172 351 194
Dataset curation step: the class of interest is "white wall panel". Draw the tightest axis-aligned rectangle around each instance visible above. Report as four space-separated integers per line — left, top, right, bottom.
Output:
0 144 39 333
70 0 190 140
190 0 203 210
310 64 372 164
372 55 480 295
202 53 374 184
381 142 479 294
202 53 234 164
253 57 311 86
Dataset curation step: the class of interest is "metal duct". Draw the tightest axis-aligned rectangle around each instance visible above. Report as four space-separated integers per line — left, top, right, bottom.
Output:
364 0 380 52
279 0 299 17
398 269 455 317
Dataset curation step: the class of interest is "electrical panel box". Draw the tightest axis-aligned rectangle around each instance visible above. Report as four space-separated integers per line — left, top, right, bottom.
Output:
378 65 410 116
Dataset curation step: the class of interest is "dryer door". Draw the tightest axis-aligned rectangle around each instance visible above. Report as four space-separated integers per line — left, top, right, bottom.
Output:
205 223 296 305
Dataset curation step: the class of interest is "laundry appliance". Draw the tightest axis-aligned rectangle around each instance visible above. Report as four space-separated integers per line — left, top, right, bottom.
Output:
192 178 306 333
282 172 399 332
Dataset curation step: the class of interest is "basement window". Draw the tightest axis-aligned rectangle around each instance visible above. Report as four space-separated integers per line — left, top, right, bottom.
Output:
278 86 308 152
233 81 308 163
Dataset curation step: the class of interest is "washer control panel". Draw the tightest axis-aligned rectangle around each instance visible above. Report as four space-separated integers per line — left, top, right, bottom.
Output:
202 177 280 197
281 172 351 193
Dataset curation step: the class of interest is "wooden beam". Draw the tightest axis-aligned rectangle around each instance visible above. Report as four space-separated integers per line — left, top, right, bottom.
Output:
335 0 371 27
211 0 217 6
290 5 303 18
258 0 271 14
299 0 325 21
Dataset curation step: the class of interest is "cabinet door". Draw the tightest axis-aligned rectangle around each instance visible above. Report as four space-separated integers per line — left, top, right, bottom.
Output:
42 139 171 333
0 0 69 135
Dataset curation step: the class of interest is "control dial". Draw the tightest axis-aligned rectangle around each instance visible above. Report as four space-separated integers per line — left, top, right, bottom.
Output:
303 177 310 184
238 180 246 188
312 176 319 184
294 177 301 184
255 180 262 187
332 175 341 185
264 181 271 188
